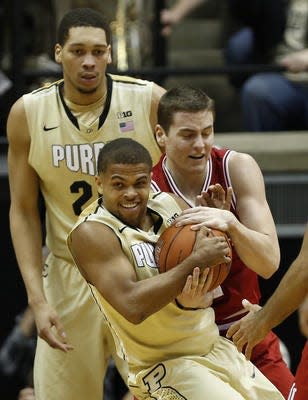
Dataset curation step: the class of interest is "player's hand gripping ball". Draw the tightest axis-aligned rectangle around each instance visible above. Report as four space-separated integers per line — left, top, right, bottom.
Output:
154 224 232 291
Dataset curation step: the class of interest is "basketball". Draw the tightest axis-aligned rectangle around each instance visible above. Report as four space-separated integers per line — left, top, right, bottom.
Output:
154 224 232 291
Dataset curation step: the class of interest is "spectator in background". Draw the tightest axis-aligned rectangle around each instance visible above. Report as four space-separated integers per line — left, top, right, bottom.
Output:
160 0 205 37
240 0 308 131
160 0 285 74
161 0 308 132
224 0 286 88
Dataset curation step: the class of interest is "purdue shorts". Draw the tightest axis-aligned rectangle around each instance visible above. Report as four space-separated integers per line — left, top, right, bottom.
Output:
129 337 284 400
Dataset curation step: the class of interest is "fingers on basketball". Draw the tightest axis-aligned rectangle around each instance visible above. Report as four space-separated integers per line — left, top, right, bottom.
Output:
154 225 232 291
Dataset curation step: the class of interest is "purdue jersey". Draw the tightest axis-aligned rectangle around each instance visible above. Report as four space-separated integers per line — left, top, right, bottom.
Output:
24 74 161 261
68 191 219 371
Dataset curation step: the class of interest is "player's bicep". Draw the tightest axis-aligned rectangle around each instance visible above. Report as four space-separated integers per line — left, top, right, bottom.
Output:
7 98 40 212
229 153 275 233
70 222 137 304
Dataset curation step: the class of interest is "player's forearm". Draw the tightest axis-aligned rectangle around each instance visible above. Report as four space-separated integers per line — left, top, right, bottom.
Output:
261 227 308 330
118 257 206 324
260 255 308 332
228 219 279 278
9 208 46 306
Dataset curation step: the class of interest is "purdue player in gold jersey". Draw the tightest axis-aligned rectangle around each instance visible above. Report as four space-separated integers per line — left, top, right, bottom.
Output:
7 8 164 400
68 138 284 400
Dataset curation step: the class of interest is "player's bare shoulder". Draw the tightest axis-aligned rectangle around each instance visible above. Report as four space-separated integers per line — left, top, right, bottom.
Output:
7 97 30 145
228 150 258 168
228 151 263 183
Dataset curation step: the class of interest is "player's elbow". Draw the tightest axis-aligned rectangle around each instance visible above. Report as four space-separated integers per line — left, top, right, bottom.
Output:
124 307 148 324
261 254 280 279
128 315 147 325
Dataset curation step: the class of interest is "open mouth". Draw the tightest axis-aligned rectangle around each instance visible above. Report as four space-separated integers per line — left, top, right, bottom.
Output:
189 155 205 160
121 202 139 209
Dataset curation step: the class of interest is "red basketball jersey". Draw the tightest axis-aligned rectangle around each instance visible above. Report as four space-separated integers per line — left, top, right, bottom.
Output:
151 148 261 329
288 341 308 400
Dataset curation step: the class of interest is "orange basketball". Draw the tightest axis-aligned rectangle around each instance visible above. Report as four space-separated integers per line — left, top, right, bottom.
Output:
154 224 232 291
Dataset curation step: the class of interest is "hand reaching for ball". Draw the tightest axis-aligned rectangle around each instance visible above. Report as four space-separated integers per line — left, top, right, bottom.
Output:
192 226 231 269
196 184 233 211
155 225 232 292
176 267 215 309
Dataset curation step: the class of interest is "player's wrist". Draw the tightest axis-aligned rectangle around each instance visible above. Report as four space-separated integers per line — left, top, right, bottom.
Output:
175 298 200 310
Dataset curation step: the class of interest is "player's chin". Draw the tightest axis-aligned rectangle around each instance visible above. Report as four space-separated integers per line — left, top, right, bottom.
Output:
189 162 206 173
78 85 99 94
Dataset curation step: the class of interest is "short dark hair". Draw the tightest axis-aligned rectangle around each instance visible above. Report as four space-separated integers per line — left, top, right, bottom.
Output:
57 8 111 46
157 86 215 132
97 138 153 174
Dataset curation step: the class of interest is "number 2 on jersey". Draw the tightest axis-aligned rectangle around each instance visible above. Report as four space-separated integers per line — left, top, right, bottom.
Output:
70 180 93 216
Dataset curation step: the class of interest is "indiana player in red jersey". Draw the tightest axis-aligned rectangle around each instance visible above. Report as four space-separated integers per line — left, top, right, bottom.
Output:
228 226 308 400
290 295 308 400
288 343 308 400
150 86 294 398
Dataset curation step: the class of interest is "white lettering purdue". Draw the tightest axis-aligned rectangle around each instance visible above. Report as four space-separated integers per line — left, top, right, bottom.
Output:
52 142 104 175
131 243 157 268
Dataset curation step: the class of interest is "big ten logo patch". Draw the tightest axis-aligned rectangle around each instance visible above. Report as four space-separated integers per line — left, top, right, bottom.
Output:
117 110 132 119
131 243 157 268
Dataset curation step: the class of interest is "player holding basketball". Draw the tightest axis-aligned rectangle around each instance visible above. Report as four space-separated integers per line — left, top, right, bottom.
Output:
150 86 294 398
68 137 284 400
7 8 165 400
227 224 308 400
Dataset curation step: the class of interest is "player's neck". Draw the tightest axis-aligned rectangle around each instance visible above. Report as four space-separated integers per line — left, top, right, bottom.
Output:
166 162 206 205
62 77 107 106
140 212 156 232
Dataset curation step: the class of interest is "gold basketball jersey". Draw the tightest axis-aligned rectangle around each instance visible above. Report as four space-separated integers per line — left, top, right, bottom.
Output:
24 74 161 261
68 192 219 373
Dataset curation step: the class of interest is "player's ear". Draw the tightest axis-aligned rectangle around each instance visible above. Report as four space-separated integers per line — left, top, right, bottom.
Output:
95 175 104 195
55 44 62 63
155 124 167 148
107 45 112 64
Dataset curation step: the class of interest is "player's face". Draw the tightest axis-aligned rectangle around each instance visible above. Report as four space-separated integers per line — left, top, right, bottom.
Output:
96 163 152 228
156 109 214 177
55 26 111 103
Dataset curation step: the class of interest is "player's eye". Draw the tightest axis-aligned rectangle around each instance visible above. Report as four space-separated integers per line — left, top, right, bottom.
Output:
73 49 83 55
93 49 104 56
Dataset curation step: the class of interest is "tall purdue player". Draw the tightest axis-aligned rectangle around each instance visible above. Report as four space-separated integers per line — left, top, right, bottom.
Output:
150 86 294 399
7 8 164 400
